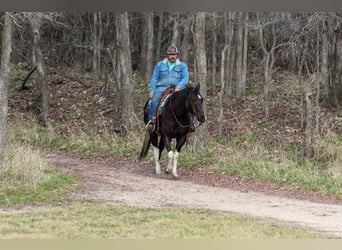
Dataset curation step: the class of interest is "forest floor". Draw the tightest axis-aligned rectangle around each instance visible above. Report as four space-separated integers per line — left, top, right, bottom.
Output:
6 66 342 237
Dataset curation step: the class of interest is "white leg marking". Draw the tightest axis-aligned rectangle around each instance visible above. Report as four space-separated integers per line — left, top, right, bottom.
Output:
167 151 174 173
153 146 161 174
172 151 179 178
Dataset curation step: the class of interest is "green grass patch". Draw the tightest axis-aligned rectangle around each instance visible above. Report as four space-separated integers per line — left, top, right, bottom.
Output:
0 144 77 206
0 203 327 239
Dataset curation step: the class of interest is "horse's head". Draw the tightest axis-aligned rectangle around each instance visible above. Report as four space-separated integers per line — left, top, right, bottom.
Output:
187 83 206 123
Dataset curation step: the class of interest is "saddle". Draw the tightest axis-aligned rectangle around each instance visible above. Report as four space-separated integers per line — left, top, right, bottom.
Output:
153 88 175 133
157 89 174 116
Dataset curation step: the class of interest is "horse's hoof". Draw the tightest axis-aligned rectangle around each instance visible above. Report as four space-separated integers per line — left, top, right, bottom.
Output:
172 175 179 180
164 168 171 174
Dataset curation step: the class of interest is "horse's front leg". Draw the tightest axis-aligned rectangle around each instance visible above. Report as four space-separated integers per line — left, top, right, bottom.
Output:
171 135 187 180
163 136 174 175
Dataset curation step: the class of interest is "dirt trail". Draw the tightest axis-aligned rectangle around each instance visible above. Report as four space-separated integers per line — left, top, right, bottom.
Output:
44 151 342 238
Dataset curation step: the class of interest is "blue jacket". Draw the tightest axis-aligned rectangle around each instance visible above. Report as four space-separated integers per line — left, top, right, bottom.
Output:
148 58 189 95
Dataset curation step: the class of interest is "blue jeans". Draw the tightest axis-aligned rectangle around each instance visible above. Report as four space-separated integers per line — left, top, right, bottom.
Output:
148 88 165 122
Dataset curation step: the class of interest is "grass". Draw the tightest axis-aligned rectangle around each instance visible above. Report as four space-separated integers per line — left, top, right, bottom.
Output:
213 132 342 196
6 119 342 197
0 144 77 206
0 203 328 239
8 122 141 158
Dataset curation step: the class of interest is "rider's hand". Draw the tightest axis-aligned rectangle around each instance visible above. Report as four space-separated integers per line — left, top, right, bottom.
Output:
175 87 181 92
148 93 153 99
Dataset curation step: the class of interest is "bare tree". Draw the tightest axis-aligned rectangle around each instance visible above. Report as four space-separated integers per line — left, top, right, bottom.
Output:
241 12 249 95
235 12 245 97
224 12 236 95
155 13 163 60
218 44 230 137
180 15 193 65
0 12 13 164
331 15 342 106
211 12 218 94
92 12 102 81
28 13 50 127
116 13 135 129
144 12 154 81
193 12 208 143
171 13 180 46
257 12 278 121
218 12 236 136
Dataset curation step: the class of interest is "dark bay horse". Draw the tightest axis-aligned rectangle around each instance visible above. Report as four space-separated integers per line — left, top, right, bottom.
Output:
139 83 206 179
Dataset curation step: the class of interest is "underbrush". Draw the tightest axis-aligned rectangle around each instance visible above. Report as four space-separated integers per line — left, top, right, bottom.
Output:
213 131 342 197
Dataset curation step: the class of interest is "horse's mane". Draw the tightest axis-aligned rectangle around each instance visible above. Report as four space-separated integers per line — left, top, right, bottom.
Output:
170 85 193 101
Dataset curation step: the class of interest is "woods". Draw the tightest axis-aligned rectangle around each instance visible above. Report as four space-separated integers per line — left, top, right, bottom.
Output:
1 12 342 163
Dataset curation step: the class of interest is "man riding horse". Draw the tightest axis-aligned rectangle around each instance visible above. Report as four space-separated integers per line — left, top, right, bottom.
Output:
146 46 194 132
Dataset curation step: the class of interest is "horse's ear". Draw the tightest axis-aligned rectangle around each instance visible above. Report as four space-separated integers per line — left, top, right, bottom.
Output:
196 83 201 92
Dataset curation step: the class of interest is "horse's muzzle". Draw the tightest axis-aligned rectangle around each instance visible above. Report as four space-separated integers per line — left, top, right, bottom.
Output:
198 115 206 123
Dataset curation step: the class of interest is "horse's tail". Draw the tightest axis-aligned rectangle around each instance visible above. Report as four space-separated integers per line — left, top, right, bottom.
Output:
139 130 151 161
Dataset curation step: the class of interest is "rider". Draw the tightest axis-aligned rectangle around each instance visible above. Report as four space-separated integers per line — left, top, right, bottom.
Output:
146 45 189 132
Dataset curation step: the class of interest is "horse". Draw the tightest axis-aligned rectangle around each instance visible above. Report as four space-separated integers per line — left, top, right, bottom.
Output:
138 83 206 179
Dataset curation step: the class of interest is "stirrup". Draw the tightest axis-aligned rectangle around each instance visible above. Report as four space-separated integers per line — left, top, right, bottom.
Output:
146 120 155 132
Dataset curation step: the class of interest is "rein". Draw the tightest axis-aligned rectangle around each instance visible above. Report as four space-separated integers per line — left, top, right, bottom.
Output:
169 92 202 129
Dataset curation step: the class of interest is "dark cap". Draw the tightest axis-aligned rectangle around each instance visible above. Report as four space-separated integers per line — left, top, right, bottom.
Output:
166 46 179 54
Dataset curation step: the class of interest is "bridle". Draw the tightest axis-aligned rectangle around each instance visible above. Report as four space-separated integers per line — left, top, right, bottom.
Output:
169 91 203 129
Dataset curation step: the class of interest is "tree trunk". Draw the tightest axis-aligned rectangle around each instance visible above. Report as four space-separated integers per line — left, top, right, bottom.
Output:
171 13 180 46
211 12 217 95
332 22 342 106
116 13 135 129
321 20 330 105
241 12 248 95
218 43 230 137
92 12 102 81
140 13 147 75
193 12 208 144
29 13 50 127
235 12 244 98
304 93 314 157
180 16 192 64
156 13 163 60
0 12 12 164
144 12 154 81
257 13 276 121
224 12 236 95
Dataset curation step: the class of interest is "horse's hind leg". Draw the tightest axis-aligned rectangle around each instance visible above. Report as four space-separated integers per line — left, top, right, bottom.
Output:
151 134 161 175
153 146 162 174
